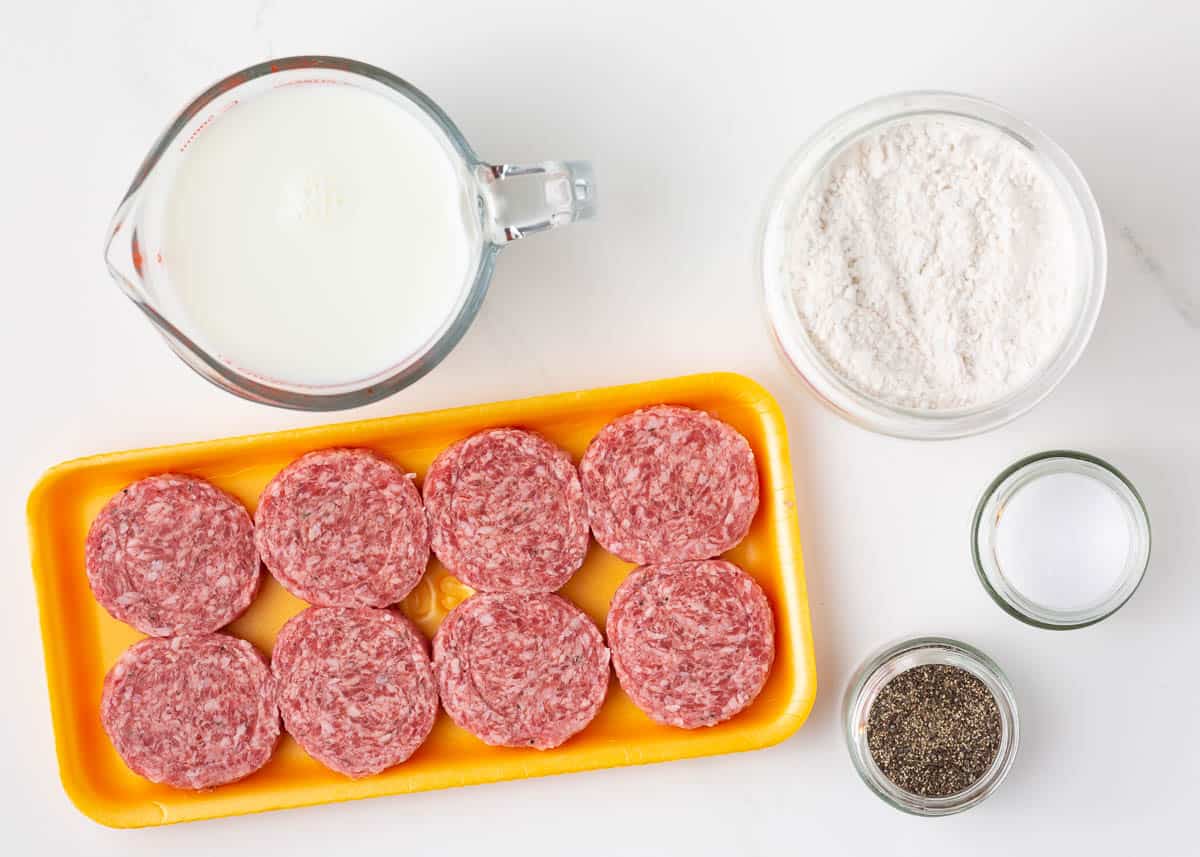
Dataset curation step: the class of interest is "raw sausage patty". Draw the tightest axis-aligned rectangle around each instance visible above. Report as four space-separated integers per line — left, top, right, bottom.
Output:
607 560 774 729
423 428 589 592
101 634 279 789
433 593 610 749
255 449 429 608
580 406 759 564
85 474 260 636
272 607 438 778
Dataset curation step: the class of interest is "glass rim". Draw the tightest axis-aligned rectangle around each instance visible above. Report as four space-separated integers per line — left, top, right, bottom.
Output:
971 450 1152 630
843 635 1020 816
759 90 1108 440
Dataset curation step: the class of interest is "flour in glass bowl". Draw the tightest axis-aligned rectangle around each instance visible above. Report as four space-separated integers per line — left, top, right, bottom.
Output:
782 116 1079 411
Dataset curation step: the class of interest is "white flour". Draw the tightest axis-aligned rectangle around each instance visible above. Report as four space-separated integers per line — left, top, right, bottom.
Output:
783 116 1078 410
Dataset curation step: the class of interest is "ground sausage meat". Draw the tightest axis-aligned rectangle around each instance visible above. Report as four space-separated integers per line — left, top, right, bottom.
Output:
101 634 279 789
433 593 610 749
85 474 260 636
255 448 429 608
607 560 774 729
580 405 759 564
272 607 437 778
423 428 589 592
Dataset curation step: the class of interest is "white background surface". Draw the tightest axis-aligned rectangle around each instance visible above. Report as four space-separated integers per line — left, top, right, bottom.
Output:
2 1 1197 853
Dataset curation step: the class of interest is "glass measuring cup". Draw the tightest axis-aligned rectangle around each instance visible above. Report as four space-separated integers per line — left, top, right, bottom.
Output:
104 56 595 410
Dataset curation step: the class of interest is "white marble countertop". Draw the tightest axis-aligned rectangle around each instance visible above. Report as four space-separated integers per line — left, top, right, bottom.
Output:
2 1 1197 853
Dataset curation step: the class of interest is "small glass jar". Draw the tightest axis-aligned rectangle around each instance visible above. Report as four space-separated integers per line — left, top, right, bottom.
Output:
972 450 1151 629
843 636 1020 816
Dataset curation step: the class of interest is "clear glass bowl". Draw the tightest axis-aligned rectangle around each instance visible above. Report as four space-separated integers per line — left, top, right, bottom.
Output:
971 450 1151 629
760 91 1107 439
843 636 1020 816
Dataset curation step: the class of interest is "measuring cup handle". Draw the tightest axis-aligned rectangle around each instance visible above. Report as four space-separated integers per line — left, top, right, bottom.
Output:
476 160 596 244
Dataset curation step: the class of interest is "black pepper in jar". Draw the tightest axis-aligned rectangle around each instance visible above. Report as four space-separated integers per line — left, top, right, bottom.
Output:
866 664 1002 798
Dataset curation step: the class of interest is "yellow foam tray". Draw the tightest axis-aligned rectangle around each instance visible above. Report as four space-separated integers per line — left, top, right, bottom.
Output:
27 372 817 827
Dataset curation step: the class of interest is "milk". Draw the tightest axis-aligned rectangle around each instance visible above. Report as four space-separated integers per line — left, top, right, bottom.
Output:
162 82 480 387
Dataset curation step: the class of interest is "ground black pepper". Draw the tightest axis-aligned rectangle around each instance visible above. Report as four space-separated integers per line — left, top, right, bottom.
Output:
866 664 1002 798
